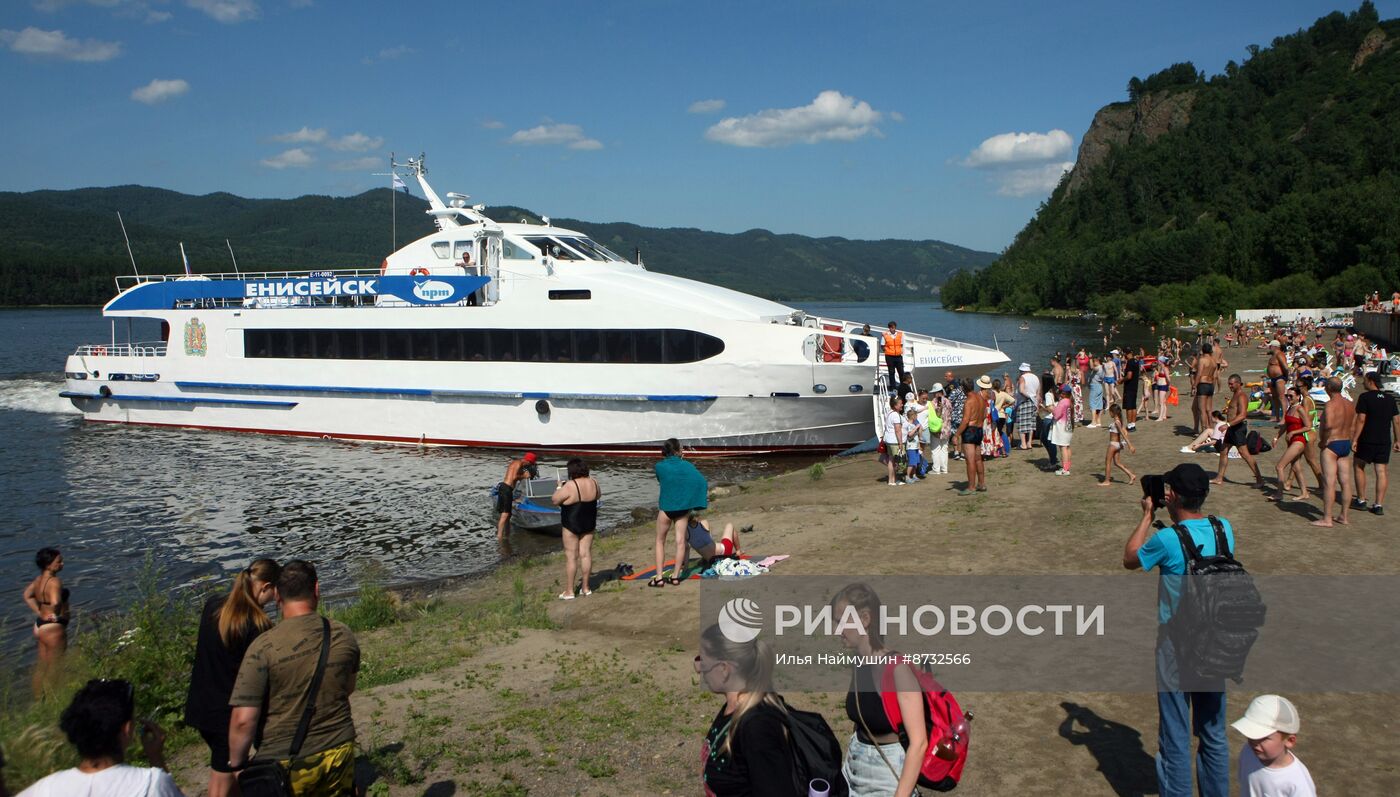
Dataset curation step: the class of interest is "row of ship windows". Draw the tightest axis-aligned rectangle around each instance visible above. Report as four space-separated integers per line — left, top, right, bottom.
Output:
242 328 726 364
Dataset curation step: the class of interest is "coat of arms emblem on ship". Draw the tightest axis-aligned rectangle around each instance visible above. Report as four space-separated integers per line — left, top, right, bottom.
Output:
184 317 208 356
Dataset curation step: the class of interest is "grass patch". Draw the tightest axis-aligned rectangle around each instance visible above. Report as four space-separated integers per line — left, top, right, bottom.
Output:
808 463 826 481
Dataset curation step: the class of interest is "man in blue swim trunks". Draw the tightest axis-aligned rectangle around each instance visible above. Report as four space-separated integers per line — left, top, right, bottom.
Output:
1312 377 1356 528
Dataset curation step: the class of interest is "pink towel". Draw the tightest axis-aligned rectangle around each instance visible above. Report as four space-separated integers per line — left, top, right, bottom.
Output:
755 554 790 568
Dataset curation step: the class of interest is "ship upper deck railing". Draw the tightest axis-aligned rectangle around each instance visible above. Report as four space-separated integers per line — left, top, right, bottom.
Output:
72 342 167 357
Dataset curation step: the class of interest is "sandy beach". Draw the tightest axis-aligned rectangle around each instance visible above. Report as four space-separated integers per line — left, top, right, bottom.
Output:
167 343 1400 795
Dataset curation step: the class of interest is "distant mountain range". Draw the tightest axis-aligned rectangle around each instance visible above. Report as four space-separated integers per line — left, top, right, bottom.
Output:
0 186 995 306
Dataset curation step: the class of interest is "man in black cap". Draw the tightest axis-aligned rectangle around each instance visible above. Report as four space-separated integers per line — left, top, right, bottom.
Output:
1122 463 1235 797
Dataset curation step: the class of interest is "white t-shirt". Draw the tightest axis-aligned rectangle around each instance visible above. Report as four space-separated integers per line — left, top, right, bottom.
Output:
910 400 929 429
883 410 903 445
17 765 184 797
1237 748 1316 797
1018 372 1041 402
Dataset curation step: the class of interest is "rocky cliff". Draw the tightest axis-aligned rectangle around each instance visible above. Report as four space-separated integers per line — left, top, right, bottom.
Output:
1064 90 1198 196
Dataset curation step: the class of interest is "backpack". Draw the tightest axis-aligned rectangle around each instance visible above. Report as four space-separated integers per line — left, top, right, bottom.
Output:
872 660 971 791
780 698 849 797
1167 517 1267 688
1245 430 1272 455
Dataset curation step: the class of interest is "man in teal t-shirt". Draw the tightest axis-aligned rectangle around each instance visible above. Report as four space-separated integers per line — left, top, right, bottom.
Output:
1123 463 1232 797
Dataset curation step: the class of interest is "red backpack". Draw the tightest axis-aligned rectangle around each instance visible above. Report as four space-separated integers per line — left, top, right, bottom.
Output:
877 659 971 791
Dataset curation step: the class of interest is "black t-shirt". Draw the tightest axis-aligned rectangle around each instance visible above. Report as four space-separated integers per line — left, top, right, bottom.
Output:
1124 358 1141 386
1357 390 1398 446
702 700 798 797
184 594 265 733
846 662 896 741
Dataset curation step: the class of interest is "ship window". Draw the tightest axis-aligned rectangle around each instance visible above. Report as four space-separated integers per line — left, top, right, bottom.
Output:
336 330 360 359
602 330 633 363
463 329 489 360
545 329 573 362
525 236 582 261
243 328 724 364
312 330 337 359
269 331 292 359
502 239 534 260
489 330 516 361
697 332 725 360
436 330 461 361
581 237 626 262
411 330 436 360
575 330 603 362
361 330 385 360
246 330 270 358
431 242 451 259
635 329 663 363
385 331 409 360
663 330 696 363
453 241 473 260
517 330 544 362
548 290 591 300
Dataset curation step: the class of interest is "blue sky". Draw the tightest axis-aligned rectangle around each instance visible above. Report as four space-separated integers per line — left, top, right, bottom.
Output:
1 0 1393 253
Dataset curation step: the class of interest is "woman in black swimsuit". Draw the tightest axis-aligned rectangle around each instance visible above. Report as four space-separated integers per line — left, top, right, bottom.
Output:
22 547 69 697
552 458 601 600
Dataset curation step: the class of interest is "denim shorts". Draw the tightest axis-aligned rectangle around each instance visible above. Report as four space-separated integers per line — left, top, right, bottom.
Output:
842 733 910 797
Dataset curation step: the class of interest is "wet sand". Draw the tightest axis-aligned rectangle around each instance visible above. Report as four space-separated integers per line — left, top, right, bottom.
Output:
172 343 1400 795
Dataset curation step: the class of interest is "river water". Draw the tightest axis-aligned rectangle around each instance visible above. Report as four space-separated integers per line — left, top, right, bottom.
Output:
0 303 1148 673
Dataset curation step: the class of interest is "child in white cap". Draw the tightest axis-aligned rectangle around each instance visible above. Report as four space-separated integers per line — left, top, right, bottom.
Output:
1231 694 1316 796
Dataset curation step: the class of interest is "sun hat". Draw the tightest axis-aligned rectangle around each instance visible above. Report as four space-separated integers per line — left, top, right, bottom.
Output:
976 375 993 389
1231 695 1301 739
1060 383 1073 393
1019 362 1031 372
522 452 537 464
931 382 944 393
1269 339 1281 347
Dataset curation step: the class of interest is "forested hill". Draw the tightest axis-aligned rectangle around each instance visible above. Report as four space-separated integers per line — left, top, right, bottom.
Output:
0 186 993 305
942 2 1400 322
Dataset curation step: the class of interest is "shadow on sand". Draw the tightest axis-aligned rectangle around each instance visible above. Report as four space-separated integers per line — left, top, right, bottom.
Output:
1058 701 1159 796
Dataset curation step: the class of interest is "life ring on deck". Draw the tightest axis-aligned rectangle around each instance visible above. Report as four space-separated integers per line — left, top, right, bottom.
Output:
409 267 430 277
92 346 107 357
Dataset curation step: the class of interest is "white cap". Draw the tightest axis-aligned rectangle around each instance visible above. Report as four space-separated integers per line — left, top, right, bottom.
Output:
1269 340 1281 347
931 382 944 393
1019 362 1031 372
1231 695 1300 739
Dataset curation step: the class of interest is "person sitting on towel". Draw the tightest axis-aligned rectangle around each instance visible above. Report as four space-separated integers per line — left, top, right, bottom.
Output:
686 514 742 564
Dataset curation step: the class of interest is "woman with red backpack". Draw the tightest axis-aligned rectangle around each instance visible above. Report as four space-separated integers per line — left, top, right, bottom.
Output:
833 583 929 797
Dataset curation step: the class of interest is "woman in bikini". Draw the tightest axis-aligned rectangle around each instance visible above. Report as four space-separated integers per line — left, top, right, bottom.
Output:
1152 358 1172 421
552 457 601 599
23 547 69 697
1270 388 1313 503
1099 403 1137 486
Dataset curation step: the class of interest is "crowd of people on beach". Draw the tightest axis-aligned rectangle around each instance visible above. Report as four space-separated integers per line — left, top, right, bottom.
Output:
10 310 1397 797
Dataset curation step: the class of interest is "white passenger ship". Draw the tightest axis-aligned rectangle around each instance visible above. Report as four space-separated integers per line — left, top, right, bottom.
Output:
61 157 1008 455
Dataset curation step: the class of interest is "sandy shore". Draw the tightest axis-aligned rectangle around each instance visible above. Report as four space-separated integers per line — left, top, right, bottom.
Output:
171 344 1400 795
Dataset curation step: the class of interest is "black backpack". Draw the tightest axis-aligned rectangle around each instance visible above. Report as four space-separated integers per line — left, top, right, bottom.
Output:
1245 431 1272 455
1167 517 1267 688
781 698 849 797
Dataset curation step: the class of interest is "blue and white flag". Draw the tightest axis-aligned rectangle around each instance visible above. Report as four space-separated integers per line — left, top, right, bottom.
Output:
392 173 408 194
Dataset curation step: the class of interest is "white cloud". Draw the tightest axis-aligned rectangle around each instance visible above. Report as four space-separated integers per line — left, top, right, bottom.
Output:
369 45 413 62
479 119 504 130
260 147 314 169
185 0 258 23
0 26 121 61
687 98 725 114
145 9 172 22
131 77 189 104
329 156 381 171
992 161 1074 197
506 123 602 151
271 126 327 144
964 129 1072 168
327 132 383 152
889 110 905 123
704 90 883 148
